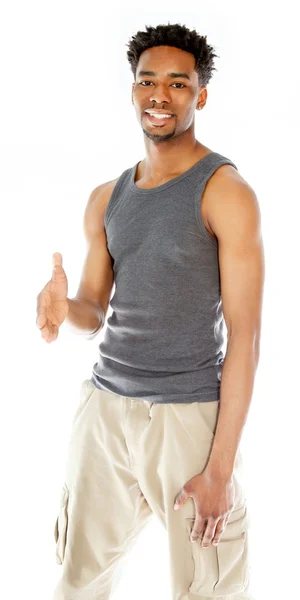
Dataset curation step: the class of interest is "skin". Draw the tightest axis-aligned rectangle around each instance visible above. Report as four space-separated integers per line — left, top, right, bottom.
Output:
132 46 264 547
37 44 265 549
131 45 210 187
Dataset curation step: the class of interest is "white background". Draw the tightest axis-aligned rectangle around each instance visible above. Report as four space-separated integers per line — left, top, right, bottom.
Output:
0 1 299 599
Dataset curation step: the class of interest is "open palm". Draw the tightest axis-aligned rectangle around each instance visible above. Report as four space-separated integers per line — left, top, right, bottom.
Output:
36 252 69 343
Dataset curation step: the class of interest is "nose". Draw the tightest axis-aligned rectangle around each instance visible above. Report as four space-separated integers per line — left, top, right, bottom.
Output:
149 83 172 105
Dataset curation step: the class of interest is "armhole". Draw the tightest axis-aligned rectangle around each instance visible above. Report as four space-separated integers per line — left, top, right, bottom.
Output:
194 159 238 245
104 169 131 230
194 186 218 246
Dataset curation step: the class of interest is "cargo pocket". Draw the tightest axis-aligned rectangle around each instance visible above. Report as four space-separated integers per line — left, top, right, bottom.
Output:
54 483 69 565
186 502 250 596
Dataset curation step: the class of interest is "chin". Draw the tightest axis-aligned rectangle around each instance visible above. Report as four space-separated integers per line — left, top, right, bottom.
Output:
142 127 176 143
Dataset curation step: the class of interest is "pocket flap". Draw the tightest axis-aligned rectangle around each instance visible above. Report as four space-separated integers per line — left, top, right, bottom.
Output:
186 501 250 596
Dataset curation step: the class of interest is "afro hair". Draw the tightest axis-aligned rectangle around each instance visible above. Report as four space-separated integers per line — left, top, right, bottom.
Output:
126 22 218 87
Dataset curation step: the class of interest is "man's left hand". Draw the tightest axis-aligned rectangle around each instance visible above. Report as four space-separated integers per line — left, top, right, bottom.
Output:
173 469 235 546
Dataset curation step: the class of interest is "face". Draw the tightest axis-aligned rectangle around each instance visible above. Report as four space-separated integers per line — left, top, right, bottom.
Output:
132 45 207 143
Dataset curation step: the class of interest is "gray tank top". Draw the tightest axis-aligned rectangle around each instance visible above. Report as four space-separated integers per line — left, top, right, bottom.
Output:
91 151 238 403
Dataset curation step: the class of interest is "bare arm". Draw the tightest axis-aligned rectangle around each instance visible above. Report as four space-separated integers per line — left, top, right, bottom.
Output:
203 166 265 477
65 182 115 339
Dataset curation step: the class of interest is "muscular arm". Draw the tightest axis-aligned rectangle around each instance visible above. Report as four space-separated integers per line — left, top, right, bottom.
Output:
65 182 116 340
203 166 265 477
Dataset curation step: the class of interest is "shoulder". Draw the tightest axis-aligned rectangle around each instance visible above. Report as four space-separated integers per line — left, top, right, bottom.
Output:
203 163 261 242
89 178 120 215
83 177 119 240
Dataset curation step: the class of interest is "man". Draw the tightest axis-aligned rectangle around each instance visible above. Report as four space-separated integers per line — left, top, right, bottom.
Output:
37 23 263 600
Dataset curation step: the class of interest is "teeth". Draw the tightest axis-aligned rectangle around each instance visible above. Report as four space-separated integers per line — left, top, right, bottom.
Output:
146 112 172 119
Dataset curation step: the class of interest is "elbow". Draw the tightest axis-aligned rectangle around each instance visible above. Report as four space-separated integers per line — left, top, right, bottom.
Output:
85 316 105 341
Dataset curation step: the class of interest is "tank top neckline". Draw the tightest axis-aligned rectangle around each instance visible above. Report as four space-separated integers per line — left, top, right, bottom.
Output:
129 151 217 195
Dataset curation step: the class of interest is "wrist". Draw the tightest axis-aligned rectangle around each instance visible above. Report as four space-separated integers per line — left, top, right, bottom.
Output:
205 459 234 481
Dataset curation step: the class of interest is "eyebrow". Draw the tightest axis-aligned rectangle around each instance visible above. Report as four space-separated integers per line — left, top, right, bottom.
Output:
137 70 191 81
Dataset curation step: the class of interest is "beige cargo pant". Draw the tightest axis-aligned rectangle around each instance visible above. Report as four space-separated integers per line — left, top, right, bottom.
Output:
53 379 255 600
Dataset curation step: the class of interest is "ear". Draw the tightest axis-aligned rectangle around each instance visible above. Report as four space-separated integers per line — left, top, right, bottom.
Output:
197 86 208 109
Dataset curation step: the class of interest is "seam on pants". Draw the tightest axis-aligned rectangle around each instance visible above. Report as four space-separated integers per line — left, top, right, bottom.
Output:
122 395 137 476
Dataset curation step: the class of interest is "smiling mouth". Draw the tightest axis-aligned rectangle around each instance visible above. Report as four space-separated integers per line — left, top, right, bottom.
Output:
144 113 175 127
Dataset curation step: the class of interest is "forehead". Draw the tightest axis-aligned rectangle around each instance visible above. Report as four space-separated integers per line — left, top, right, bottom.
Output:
137 45 196 77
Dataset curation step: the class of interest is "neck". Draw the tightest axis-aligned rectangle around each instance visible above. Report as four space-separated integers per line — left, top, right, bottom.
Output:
140 140 210 183
141 114 211 175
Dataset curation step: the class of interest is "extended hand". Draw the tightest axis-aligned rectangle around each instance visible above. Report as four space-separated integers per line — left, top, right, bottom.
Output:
173 469 235 547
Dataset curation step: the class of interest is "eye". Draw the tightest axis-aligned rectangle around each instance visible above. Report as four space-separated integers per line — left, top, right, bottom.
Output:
139 81 186 88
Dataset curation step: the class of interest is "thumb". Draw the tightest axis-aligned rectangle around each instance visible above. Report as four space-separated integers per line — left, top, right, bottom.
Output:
52 252 63 270
52 252 66 281
174 487 188 510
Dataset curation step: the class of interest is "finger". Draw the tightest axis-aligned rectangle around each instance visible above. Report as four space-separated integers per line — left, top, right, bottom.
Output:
190 516 206 543
41 323 58 343
36 309 47 329
41 325 49 340
200 517 219 547
46 325 59 343
212 516 228 546
36 291 50 328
